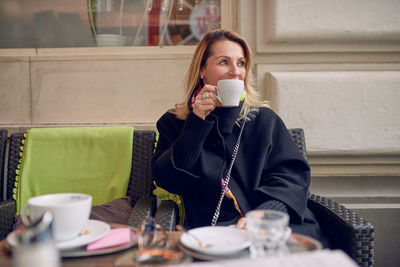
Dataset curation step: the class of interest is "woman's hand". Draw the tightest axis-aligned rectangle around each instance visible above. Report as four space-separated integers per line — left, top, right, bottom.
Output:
192 85 218 120
235 217 247 230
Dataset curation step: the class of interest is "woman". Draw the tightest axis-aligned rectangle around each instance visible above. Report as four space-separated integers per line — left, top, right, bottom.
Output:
152 29 329 247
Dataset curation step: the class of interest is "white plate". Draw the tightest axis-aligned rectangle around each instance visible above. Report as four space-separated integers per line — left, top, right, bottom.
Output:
57 220 110 250
7 219 110 251
180 226 250 256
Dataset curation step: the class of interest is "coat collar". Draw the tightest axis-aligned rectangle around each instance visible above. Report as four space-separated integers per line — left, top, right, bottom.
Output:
187 91 244 135
207 101 243 135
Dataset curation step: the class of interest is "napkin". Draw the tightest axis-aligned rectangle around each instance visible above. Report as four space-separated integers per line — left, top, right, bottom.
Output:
87 228 136 251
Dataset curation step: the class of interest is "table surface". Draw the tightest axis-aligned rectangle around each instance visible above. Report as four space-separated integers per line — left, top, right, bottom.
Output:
0 226 321 267
0 228 182 267
1 238 128 267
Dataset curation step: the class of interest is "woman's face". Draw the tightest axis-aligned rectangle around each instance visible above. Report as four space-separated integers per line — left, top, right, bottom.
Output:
200 40 246 86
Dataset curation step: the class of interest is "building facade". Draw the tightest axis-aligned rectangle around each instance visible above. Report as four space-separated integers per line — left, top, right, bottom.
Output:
0 1 399 265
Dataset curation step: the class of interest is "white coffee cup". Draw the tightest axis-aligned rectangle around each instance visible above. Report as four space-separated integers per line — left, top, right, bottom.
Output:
216 79 244 107
21 193 92 242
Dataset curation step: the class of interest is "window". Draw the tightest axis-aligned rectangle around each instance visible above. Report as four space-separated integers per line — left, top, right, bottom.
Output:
0 0 221 48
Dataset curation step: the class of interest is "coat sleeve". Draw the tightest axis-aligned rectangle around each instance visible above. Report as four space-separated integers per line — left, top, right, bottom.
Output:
152 112 214 195
253 113 310 224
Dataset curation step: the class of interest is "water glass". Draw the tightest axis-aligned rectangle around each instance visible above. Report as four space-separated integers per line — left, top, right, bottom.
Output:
115 217 186 266
246 210 290 258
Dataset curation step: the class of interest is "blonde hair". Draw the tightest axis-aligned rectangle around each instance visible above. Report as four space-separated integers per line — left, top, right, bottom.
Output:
170 29 269 121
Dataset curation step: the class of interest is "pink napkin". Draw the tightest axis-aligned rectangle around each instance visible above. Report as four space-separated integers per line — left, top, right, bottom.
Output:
87 228 136 251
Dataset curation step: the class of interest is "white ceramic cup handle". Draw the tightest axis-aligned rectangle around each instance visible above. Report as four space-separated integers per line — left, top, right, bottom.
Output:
215 87 222 104
20 205 33 227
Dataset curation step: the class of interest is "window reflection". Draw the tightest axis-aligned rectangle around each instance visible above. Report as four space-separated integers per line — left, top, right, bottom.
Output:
0 0 220 48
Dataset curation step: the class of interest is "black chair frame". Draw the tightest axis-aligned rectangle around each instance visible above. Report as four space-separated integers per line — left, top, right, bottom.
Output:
0 129 8 201
0 129 157 239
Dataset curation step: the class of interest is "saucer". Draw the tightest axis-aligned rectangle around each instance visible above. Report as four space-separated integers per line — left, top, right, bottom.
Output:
57 220 110 250
7 219 110 251
180 226 250 256
61 229 137 258
178 243 249 261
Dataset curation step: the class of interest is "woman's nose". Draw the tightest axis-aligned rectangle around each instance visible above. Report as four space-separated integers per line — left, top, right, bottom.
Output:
229 65 241 77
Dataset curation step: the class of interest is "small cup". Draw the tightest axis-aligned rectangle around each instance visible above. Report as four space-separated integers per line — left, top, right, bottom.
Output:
246 210 291 258
216 79 244 107
21 193 92 242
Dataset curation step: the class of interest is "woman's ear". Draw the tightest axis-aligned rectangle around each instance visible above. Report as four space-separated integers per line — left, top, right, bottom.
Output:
199 67 205 77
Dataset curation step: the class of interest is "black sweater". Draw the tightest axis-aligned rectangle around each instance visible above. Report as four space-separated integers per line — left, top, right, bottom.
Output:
152 104 328 246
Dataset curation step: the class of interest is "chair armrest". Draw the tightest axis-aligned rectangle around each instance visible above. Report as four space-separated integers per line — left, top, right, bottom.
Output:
126 195 157 229
154 200 179 231
0 200 16 240
308 194 374 267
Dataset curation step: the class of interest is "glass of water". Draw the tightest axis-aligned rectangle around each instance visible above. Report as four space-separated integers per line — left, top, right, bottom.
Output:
246 210 291 258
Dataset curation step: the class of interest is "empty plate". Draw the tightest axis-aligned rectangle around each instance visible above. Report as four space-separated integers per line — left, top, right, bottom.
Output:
180 226 250 256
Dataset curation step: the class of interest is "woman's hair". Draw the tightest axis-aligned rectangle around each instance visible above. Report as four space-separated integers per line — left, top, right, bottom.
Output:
170 29 269 121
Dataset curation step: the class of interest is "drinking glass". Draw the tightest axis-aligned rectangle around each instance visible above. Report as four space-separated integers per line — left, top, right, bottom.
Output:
246 210 291 258
115 217 187 266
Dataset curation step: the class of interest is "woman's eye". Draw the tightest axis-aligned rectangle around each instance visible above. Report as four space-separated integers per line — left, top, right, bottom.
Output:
219 59 228 65
237 61 245 67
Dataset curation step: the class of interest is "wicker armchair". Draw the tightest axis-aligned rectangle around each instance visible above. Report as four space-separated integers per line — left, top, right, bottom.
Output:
154 128 375 267
0 129 157 240
0 129 7 201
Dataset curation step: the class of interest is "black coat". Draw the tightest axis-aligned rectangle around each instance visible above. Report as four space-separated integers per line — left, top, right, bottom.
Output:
152 103 328 247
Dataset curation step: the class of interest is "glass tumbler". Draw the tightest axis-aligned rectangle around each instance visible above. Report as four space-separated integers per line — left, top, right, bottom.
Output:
115 217 186 266
246 210 290 258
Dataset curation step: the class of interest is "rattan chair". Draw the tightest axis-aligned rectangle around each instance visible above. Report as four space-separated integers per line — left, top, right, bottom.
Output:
0 129 157 240
154 128 375 267
0 129 7 201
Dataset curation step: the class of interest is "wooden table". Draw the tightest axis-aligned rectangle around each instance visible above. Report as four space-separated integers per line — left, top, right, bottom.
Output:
0 230 182 267
0 237 128 267
0 226 321 267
